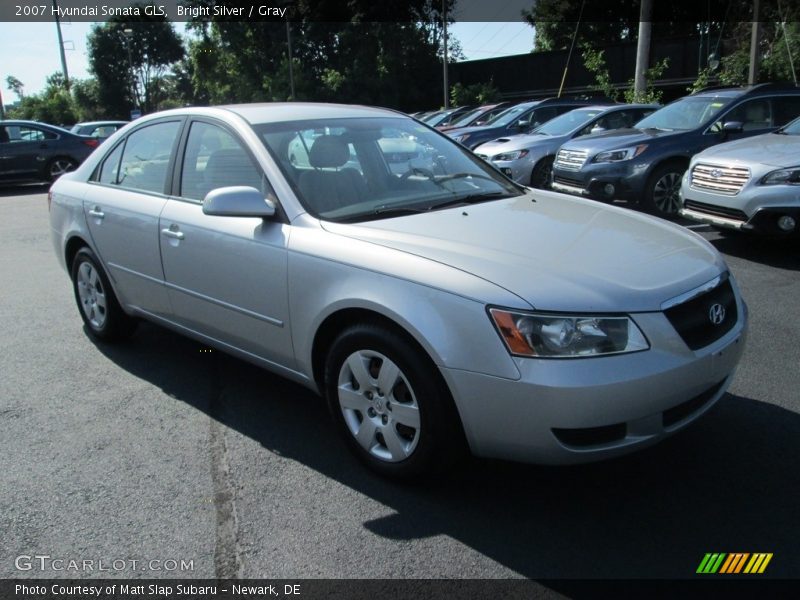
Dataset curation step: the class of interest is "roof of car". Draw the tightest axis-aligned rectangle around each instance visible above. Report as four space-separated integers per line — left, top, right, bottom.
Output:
219 102 402 124
74 120 128 127
0 119 71 132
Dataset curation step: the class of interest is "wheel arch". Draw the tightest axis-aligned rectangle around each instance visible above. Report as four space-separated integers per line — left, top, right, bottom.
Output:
311 306 469 452
64 234 90 271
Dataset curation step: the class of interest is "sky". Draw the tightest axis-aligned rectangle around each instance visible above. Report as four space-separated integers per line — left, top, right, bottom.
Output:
0 21 533 101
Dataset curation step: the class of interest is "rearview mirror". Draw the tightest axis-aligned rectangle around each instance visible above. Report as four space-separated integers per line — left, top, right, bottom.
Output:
202 186 276 218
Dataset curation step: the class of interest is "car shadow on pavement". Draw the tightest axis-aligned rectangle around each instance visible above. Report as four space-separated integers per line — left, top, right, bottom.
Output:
709 233 800 271
0 183 49 198
93 322 800 580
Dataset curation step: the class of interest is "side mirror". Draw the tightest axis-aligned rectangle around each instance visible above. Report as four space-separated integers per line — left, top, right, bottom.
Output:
515 119 528 129
202 186 276 218
722 121 743 134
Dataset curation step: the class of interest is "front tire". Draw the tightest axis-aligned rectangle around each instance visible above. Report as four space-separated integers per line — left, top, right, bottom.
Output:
643 163 685 216
324 323 465 479
70 247 136 342
530 156 554 189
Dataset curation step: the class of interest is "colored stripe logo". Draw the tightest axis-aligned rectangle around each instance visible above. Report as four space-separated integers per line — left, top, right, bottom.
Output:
697 553 773 574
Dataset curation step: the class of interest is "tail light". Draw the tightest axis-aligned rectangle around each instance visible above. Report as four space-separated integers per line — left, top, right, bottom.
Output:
82 138 100 149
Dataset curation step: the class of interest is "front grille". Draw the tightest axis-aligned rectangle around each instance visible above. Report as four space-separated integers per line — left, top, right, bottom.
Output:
664 279 737 351
690 163 750 195
555 148 589 171
662 380 725 428
552 422 627 448
683 200 748 222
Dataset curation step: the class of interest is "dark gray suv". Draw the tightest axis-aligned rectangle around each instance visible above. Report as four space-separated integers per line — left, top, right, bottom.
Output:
551 84 800 215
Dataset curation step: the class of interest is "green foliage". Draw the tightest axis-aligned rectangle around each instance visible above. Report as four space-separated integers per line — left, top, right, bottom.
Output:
6 76 24 100
580 44 619 100
87 3 184 118
450 81 500 107
623 57 669 104
7 72 77 125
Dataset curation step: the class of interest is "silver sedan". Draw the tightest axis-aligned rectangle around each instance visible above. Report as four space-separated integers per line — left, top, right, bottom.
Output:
49 103 748 479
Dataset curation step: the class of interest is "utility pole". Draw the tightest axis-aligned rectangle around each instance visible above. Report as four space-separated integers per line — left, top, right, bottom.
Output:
0 85 5 120
52 0 70 89
442 0 449 109
633 0 652 102
748 0 762 84
286 20 295 100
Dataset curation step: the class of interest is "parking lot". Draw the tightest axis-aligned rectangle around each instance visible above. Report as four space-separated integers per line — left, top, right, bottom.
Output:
1 184 798 582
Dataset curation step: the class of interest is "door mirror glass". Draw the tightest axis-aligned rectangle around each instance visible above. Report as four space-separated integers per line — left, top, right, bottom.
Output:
202 186 276 218
722 121 743 133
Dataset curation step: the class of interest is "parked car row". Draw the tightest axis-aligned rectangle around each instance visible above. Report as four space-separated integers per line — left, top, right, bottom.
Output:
0 119 128 184
415 83 800 233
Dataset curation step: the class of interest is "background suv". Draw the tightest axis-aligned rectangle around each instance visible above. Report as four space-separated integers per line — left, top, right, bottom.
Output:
551 84 800 215
446 97 608 150
474 104 657 188
680 115 800 236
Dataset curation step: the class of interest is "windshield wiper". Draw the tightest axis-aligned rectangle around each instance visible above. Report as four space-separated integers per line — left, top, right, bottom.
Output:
436 172 502 184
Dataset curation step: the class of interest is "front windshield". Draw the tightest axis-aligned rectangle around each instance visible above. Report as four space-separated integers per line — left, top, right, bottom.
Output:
534 108 604 136
486 103 535 127
635 96 732 131
449 107 483 128
254 117 523 222
781 116 800 134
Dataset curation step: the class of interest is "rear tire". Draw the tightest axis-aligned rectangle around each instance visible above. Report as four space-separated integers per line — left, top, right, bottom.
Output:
47 157 77 182
70 247 137 342
324 323 466 479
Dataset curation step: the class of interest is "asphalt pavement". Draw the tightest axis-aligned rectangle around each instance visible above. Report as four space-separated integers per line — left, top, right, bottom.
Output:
1 185 798 584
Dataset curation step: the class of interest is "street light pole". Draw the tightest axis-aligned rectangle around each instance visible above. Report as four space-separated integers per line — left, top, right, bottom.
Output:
286 20 295 100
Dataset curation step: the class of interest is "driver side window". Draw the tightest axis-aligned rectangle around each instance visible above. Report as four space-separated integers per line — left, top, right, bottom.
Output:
715 99 773 132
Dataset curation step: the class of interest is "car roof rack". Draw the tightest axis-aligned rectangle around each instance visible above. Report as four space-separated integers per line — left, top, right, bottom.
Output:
694 82 799 95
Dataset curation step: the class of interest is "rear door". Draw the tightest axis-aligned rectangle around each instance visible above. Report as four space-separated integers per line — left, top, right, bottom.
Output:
158 119 294 368
82 118 183 318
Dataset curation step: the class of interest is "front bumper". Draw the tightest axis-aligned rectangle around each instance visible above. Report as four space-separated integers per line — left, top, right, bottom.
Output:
441 303 747 465
680 179 800 236
551 160 648 202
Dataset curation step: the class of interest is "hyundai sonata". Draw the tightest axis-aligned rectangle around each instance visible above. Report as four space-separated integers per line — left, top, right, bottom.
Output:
49 103 747 478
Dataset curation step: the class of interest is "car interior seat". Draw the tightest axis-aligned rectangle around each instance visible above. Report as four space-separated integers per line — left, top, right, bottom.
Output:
297 135 366 214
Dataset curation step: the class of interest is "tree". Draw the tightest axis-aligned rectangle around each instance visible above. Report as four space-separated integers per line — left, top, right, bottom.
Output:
7 72 77 125
6 76 24 101
182 0 456 110
581 43 669 103
450 81 500 107
87 3 184 117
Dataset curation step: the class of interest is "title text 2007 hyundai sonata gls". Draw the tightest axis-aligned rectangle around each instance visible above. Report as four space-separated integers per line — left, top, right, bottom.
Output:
49 103 747 478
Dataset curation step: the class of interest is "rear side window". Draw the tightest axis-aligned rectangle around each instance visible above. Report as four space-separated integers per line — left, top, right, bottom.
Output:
117 121 180 194
6 126 57 142
772 96 800 126
98 142 124 184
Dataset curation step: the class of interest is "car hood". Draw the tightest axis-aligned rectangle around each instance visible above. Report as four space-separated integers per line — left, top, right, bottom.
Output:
559 127 681 153
693 132 800 167
321 191 724 312
474 133 553 154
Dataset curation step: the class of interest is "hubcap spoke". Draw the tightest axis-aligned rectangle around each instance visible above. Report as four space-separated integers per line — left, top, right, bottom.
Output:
376 360 400 395
355 418 378 451
390 402 420 429
382 425 409 461
338 385 370 412
346 353 372 390
94 290 107 310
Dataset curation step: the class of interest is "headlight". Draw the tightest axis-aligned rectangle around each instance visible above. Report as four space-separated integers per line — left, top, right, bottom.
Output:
593 144 648 163
492 149 529 162
760 166 800 185
489 308 649 358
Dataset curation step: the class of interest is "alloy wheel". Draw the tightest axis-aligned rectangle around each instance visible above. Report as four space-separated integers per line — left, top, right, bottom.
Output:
652 171 683 214
49 159 75 180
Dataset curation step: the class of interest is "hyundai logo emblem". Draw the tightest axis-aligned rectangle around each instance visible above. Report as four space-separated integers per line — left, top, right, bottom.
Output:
710 169 723 179
708 303 726 325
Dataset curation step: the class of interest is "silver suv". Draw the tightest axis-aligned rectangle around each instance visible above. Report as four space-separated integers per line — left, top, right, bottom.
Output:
680 116 800 236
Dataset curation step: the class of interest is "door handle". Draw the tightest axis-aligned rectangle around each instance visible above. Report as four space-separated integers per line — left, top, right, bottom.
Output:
88 207 105 219
161 226 185 240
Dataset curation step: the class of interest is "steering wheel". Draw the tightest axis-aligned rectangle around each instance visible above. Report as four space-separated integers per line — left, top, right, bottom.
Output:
399 167 436 182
